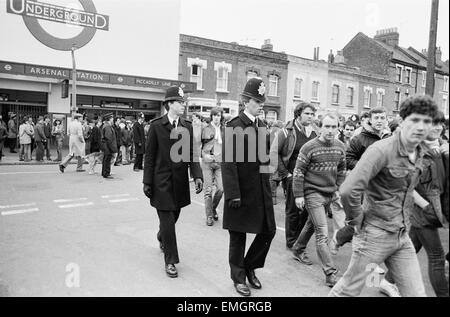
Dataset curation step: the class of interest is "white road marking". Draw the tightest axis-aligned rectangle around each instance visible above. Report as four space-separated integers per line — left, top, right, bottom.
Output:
1 208 39 216
0 202 36 209
58 202 94 209
109 198 140 203
0 171 58 175
102 194 130 199
53 198 87 203
192 200 286 232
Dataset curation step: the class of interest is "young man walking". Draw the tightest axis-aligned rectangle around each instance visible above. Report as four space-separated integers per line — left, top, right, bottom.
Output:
329 95 438 297
292 113 346 287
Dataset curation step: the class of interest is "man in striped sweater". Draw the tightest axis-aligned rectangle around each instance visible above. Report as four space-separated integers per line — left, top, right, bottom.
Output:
292 113 346 287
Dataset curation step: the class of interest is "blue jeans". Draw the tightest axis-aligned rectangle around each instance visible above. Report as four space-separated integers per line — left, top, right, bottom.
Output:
202 161 223 218
329 223 426 297
293 191 337 275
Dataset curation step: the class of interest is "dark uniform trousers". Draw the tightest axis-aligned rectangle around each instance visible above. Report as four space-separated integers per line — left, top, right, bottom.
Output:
102 150 113 177
134 153 144 170
228 229 276 284
285 177 308 249
157 209 181 264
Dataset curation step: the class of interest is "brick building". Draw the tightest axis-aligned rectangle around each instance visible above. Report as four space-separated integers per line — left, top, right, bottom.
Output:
179 35 288 121
342 28 449 116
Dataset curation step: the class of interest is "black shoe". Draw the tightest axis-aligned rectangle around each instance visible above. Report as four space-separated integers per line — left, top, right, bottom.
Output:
76 169 86 172
325 271 339 287
246 270 262 289
59 165 65 173
10 150 17 153
293 251 313 265
165 264 178 278
133 169 140 172
103 175 114 179
234 283 251 296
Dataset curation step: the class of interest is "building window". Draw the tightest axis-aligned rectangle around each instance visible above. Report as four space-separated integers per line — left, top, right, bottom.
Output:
376 88 385 107
396 65 403 83
394 91 401 111
363 87 372 108
216 66 228 91
266 110 278 122
444 76 449 92
268 75 278 97
312 81 320 101
247 70 258 81
294 78 302 99
331 84 340 104
346 87 354 106
190 64 203 90
422 71 427 88
443 96 449 116
405 67 412 84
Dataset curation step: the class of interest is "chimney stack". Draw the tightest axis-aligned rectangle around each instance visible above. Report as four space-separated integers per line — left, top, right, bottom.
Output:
422 49 428 56
313 47 320 61
374 27 399 47
261 39 273 51
328 49 335 63
335 50 345 64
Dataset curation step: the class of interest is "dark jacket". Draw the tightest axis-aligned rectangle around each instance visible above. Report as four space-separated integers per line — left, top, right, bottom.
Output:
102 123 118 154
0 125 7 143
34 123 47 142
114 124 122 147
143 114 202 210
340 131 423 233
410 142 449 228
221 112 276 234
120 128 132 147
43 122 52 138
90 125 101 153
269 120 319 179
346 126 390 170
133 122 146 155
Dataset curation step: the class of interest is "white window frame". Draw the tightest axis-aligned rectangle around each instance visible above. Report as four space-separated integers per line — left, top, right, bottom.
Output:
404 67 412 85
268 75 279 97
394 88 401 111
376 88 385 107
293 77 303 99
444 76 449 92
346 85 355 106
443 95 449 116
187 57 207 90
395 64 404 83
266 110 278 122
422 71 427 88
331 84 340 104
311 81 320 102
363 86 373 108
214 61 232 93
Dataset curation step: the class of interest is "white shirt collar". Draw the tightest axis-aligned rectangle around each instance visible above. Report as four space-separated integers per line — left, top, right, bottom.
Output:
167 113 179 127
243 110 256 123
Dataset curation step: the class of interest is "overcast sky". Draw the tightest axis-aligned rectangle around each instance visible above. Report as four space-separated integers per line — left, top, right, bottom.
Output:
180 0 449 61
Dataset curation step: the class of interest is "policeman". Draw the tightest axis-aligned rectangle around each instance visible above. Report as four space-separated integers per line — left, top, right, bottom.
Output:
143 85 203 278
101 112 118 179
222 78 276 296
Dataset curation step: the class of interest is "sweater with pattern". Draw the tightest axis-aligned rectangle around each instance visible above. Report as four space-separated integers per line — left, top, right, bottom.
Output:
293 137 346 198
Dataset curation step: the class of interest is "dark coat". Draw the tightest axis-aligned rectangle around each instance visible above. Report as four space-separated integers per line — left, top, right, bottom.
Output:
102 123 118 154
44 122 52 138
0 125 7 143
121 128 132 146
34 123 47 142
221 112 276 234
90 126 101 153
346 126 390 170
133 122 146 154
114 125 122 147
143 114 202 210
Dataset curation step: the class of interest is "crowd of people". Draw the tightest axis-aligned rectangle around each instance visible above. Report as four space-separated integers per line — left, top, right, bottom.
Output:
1 79 449 297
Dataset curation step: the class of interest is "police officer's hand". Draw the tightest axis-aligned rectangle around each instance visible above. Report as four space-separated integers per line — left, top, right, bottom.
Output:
195 178 203 194
295 197 305 209
228 198 241 209
143 184 152 199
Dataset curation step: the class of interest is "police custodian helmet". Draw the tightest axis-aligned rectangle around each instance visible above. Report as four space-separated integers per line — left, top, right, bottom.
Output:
164 85 186 103
241 78 266 103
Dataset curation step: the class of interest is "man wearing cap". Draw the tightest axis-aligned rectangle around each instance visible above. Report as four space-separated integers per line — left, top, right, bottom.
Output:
143 86 203 278
133 113 145 171
34 116 47 162
222 78 276 297
101 113 118 178
59 113 85 173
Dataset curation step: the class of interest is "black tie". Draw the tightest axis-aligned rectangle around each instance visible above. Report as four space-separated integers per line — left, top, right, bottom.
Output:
172 120 176 129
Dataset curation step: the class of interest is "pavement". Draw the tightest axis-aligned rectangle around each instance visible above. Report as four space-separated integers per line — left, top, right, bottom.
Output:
0 146 73 165
0 164 448 297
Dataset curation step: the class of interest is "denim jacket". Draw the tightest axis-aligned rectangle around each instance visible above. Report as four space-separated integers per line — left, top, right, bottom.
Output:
340 131 423 233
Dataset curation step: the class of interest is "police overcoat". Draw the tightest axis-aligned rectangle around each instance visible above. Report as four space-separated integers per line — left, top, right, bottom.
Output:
221 112 276 234
143 114 202 210
133 121 146 155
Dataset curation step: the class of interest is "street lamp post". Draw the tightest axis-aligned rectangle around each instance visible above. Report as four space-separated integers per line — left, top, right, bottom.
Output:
71 46 78 116
426 0 439 97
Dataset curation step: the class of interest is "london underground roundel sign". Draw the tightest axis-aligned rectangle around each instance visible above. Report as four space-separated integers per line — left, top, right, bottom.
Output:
7 0 109 51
